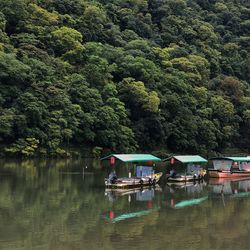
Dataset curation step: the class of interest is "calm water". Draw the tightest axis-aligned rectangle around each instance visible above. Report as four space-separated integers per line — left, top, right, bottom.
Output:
0 159 250 250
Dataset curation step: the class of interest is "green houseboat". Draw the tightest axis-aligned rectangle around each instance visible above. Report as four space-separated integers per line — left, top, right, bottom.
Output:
164 155 207 182
101 154 162 188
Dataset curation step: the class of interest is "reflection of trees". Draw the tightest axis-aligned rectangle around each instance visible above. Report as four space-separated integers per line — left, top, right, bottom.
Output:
0 161 250 249
0 159 108 250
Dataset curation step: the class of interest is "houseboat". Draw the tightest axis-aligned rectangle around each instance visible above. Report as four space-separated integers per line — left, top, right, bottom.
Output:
164 155 207 182
101 154 162 188
208 157 250 178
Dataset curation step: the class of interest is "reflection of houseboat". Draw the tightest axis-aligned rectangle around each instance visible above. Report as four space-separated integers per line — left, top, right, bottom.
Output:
101 154 162 188
209 178 250 200
103 207 160 223
165 182 208 209
103 185 161 223
174 197 208 209
164 155 207 182
105 185 162 201
208 157 250 178
167 180 207 192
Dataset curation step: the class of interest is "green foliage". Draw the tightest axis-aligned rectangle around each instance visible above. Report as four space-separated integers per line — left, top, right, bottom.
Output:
0 51 30 83
118 78 160 114
51 26 84 57
92 146 103 158
0 108 14 138
5 138 39 156
0 0 249 156
28 3 59 26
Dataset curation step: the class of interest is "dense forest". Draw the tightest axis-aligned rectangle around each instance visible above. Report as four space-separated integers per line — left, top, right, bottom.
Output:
0 0 249 157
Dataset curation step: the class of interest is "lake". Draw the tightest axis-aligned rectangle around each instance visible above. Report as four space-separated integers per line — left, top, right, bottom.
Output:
0 159 250 250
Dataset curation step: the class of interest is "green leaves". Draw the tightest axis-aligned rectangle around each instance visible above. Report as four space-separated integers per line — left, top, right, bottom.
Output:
5 137 39 156
0 108 14 137
118 78 160 114
78 5 107 41
0 51 30 83
28 3 59 26
211 95 235 122
0 0 249 156
51 26 84 63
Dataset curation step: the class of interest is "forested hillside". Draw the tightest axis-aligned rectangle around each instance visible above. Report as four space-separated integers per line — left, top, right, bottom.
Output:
0 0 249 156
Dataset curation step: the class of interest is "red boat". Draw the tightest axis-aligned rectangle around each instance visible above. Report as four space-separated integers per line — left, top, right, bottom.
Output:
208 157 250 178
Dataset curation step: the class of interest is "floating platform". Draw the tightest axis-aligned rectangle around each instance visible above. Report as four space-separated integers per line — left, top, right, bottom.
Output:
166 174 203 182
208 169 250 178
105 173 162 189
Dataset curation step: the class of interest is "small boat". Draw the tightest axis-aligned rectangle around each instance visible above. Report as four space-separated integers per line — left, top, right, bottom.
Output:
163 155 207 182
166 174 204 182
105 172 162 188
208 157 250 178
101 154 162 188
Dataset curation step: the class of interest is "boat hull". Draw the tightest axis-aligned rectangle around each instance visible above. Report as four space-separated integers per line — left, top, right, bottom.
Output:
166 174 203 182
105 173 162 189
208 169 250 178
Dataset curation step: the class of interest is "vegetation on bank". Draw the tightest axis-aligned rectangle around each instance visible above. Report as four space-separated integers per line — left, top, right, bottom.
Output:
0 0 249 157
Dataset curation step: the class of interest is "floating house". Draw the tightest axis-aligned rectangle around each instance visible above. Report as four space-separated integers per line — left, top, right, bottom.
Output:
164 155 208 182
208 156 250 178
101 154 162 188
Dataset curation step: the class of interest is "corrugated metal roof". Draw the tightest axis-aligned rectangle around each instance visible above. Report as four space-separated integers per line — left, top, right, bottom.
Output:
164 155 207 163
100 154 161 162
209 157 250 162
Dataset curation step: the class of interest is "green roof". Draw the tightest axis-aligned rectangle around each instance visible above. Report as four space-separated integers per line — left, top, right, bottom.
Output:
164 155 207 163
210 156 250 162
100 154 161 162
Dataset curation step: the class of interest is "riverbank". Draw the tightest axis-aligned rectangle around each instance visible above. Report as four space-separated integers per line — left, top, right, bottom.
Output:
0 142 248 160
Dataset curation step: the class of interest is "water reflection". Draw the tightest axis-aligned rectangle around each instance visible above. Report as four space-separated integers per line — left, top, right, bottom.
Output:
209 178 250 200
103 207 160 224
0 160 250 250
165 182 208 209
103 186 162 223
105 186 162 202
167 180 207 192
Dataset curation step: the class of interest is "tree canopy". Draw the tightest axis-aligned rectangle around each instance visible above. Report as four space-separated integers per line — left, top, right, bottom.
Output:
0 0 249 156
